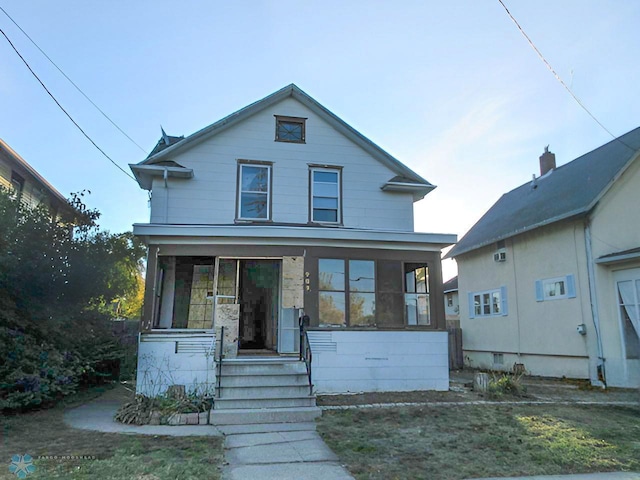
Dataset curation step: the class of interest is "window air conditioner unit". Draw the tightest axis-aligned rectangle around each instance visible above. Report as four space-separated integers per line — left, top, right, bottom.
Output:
493 251 506 262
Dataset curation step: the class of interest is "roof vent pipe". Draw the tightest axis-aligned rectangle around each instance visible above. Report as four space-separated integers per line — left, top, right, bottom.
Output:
539 145 556 176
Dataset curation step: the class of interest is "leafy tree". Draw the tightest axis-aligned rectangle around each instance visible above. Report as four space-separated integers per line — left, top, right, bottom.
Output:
0 187 145 410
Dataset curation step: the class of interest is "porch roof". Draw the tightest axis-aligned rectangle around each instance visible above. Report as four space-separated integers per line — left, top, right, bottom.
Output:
132 223 456 251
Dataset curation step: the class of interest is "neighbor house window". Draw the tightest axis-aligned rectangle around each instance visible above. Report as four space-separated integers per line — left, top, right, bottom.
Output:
318 258 375 327
468 287 508 318
10 171 24 201
237 162 271 220
535 275 576 301
275 115 305 143
447 294 453 307
310 168 341 223
405 264 430 325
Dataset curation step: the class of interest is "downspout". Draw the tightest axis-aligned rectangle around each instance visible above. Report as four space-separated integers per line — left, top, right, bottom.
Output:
584 221 606 387
163 168 169 224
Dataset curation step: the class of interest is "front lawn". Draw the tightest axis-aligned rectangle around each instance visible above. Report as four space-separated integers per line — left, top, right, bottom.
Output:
317 404 640 480
0 387 224 480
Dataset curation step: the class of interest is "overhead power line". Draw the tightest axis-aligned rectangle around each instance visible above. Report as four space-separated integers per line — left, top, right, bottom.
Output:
0 5 148 155
497 0 633 149
0 26 137 181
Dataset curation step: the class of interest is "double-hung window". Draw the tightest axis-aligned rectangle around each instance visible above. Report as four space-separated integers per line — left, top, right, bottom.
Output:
318 258 375 327
468 287 508 318
405 264 430 325
535 275 576 301
310 168 341 223
237 162 271 220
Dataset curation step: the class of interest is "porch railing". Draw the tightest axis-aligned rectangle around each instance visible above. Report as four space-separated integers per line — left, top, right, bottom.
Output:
299 314 313 396
216 326 224 399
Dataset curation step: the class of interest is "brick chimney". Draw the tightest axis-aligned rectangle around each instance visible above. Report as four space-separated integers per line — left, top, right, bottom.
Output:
539 145 556 176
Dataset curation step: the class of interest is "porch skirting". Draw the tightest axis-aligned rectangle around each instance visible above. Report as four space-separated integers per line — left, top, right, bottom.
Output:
136 331 216 397
135 330 449 397
308 330 449 393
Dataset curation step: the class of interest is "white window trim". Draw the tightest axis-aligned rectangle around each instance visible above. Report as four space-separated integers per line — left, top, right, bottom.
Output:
535 274 576 302
237 163 271 221
468 286 508 318
310 167 341 224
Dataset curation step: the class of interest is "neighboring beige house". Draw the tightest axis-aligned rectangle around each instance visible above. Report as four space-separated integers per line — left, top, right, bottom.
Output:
443 276 459 327
0 138 73 218
447 129 640 388
129 84 455 422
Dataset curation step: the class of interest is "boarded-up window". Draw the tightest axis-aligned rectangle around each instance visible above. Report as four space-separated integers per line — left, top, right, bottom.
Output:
376 260 404 327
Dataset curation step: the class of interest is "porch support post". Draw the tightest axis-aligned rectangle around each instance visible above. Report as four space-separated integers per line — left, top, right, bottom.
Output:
141 245 159 331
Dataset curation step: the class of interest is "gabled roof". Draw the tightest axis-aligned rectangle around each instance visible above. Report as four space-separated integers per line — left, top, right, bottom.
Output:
443 276 458 293
147 134 184 158
0 138 74 217
130 84 435 200
447 127 640 259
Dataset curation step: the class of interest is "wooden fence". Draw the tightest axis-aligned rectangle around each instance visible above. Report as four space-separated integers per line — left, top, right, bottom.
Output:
448 327 463 370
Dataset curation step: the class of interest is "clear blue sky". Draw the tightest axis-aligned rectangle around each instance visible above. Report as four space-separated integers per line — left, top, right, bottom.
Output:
1 1 638 281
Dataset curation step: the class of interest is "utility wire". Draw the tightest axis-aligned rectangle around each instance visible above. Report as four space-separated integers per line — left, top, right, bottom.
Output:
497 0 635 151
0 5 148 155
0 26 137 181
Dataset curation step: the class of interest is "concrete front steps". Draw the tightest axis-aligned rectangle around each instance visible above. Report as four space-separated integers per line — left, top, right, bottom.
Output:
210 357 321 425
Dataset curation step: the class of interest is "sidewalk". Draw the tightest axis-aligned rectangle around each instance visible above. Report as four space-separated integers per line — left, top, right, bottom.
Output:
219 422 353 480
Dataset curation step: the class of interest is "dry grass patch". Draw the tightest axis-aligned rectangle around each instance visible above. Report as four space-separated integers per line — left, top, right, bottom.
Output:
316 404 640 480
0 386 224 480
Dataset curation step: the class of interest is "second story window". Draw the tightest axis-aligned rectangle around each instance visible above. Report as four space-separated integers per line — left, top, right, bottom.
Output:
275 116 306 143
310 167 341 224
237 162 271 221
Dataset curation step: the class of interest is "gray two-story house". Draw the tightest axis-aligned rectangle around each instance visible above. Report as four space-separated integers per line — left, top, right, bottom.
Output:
130 84 455 422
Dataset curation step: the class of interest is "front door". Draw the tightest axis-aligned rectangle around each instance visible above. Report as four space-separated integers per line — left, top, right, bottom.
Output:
238 260 280 351
214 258 282 355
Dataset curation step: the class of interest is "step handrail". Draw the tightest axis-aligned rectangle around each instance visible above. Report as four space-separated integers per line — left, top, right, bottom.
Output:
299 314 313 396
216 326 224 399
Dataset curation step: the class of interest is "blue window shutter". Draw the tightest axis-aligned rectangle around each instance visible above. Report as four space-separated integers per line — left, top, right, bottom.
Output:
500 286 508 316
566 274 576 298
535 280 544 302
468 292 475 319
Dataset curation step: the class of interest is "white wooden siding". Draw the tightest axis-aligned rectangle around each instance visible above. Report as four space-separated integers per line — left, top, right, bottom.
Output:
149 97 415 231
309 330 449 392
136 332 216 396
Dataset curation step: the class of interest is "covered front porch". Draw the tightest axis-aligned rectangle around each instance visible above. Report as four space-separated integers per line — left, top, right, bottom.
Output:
134 225 455 398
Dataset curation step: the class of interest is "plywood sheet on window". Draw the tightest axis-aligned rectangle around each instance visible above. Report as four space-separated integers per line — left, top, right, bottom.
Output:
282 256 304 309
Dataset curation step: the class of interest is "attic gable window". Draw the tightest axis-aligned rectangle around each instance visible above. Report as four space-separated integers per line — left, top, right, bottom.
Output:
275 116 306 143
237 161 272 221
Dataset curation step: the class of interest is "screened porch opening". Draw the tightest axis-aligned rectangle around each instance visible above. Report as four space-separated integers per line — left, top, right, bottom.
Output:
153 256 215 329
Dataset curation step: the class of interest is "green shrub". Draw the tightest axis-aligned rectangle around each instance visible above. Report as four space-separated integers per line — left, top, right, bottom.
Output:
487 373 527 399
0 188 144 411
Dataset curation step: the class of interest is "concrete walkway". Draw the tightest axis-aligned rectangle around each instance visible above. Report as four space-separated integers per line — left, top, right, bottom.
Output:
64 386 222 436
219 422 353 480
64 385 353 479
